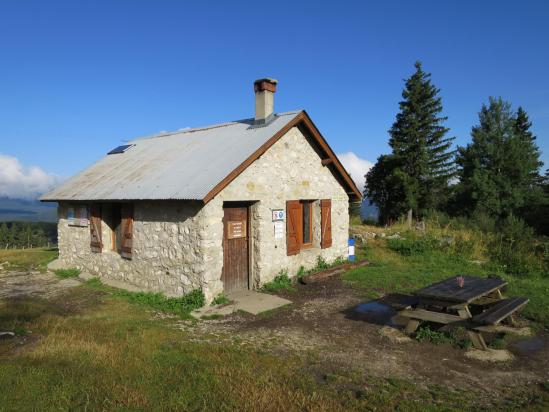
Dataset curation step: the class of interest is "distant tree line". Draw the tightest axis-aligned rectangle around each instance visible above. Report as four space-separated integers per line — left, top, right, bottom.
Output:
365 61 548 236
0 222 57 249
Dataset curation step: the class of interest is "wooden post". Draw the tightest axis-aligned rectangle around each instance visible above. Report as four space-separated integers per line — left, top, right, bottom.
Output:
407 209 413 228
404 319 420 335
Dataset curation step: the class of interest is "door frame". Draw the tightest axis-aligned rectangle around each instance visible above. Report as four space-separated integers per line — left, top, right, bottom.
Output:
222 201 254 292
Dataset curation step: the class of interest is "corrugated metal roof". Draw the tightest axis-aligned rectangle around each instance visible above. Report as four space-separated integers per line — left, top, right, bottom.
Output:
41 111 302 201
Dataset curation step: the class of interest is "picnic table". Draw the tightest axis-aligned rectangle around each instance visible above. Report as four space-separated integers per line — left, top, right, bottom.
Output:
399 276 528 350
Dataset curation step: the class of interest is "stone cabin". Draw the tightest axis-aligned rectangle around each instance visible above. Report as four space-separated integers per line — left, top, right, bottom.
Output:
41 79 362 302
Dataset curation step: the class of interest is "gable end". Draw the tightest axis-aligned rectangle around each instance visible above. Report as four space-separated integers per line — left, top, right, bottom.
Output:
202 111 362 203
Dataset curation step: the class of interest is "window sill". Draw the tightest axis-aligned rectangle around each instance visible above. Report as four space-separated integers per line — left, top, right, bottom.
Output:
297 245 320 254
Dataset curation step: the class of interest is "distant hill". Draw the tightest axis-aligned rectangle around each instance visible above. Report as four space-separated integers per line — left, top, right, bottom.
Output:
0 197 57 222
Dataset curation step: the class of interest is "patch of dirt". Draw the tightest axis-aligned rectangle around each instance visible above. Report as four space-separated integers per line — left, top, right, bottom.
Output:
0 273 105 356
177 276 549 402
0 270 81 299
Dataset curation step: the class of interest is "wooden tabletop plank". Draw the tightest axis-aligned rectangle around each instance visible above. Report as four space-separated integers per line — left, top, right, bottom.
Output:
415 276 507 304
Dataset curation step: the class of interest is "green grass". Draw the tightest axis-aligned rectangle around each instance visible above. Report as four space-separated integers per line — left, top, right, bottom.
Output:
54 268 81 279
83 277 204 318
345 237 549 328
1 247 548 410
0 247 58 271
1 288 546 411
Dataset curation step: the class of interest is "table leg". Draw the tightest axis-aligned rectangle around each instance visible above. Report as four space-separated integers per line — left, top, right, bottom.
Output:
404 319 420 335
467 331 488 350
504 314 517 326
457 306 472 319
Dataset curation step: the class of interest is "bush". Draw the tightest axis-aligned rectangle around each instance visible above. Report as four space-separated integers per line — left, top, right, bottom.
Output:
387 235 439 256
488 215 546 277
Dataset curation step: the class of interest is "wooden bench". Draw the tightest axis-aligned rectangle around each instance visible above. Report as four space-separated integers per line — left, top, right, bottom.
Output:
472 297 529 326
462 297 529 350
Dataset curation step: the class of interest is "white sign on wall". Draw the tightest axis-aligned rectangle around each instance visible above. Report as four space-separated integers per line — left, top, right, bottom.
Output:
274 221 284 239
272 209 285 222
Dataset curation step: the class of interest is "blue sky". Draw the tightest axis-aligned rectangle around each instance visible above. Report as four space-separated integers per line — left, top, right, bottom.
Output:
0 0 548 197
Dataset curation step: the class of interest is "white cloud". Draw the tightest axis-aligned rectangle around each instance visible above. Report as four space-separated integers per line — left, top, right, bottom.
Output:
336 152 374 193
0 154 62 200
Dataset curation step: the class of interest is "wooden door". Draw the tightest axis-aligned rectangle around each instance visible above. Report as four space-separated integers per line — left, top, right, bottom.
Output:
222 206 249 292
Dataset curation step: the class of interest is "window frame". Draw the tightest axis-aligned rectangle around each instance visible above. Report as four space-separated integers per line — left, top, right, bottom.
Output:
111 204 122 253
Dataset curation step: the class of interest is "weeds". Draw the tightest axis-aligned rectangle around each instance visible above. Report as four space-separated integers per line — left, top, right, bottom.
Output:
211 293 229 306
83 277 204 317
414 326 471 349
54 268 80 279
260 269 294 292
293 255 350 283
489 337 507 349
314 255 330 271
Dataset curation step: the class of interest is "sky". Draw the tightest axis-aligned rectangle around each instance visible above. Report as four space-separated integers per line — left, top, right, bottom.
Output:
0 0 548 198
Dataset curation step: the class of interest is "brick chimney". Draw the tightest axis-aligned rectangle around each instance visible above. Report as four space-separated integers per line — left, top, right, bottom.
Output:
254 78 278 124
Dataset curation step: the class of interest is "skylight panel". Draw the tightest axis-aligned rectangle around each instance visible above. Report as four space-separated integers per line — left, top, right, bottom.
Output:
107 144 134 155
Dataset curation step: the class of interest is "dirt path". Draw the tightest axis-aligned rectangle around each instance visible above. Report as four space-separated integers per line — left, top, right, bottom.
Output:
177 277 549 402
0 268 81 299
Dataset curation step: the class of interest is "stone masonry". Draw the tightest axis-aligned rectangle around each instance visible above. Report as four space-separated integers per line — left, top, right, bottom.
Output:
56 126 350 303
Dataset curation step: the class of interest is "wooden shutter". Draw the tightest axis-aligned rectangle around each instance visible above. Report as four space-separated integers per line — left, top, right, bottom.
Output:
120 203 134 259
286 200 301 256
321 199 332 249
90 204 102 253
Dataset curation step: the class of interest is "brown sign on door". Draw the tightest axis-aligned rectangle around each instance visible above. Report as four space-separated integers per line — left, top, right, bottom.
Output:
227 220 247 239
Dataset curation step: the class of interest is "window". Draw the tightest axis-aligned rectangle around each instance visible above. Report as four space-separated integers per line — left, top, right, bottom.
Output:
67 204 89 227
301 200 313 247
286 199 332 256
90 203 133 258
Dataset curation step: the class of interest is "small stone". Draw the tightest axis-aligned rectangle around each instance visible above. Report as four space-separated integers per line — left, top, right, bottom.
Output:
465 348 514 362
379 326 412 343
0 332 15 340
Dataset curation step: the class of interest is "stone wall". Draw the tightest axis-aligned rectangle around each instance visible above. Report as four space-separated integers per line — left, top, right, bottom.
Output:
57 125 350 302
57 200 208 297
201 126 350 299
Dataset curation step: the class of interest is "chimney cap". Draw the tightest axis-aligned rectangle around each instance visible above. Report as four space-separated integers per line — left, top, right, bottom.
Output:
254 78 278 93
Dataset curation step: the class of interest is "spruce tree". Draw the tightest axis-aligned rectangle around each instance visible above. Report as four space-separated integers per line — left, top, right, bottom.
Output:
514 107 544 187
365 154 412 224
365 61 456 223
456 98 544 219
0 223 8 248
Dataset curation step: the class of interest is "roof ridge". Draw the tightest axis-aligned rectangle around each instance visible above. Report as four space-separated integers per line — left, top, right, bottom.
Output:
130 110 302 142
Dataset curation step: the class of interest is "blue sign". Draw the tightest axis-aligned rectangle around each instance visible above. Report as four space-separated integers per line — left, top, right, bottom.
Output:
272 209 285 221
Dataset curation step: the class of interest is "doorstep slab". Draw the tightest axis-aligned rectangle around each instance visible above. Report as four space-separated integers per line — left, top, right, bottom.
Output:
191 290 292 319
227 290 292 315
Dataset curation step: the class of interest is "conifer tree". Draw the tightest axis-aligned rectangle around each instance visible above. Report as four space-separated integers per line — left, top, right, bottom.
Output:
456 98 544 218
365 61 456 223
0 223 8 248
